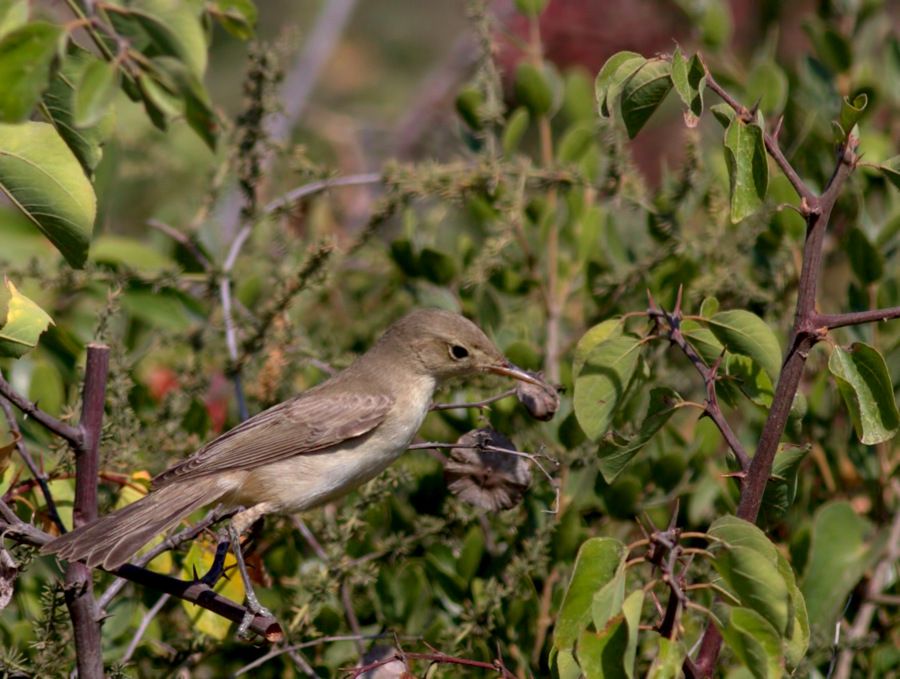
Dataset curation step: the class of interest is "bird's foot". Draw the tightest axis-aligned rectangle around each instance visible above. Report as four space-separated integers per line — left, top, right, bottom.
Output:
195 538 230 587
236 596 274 638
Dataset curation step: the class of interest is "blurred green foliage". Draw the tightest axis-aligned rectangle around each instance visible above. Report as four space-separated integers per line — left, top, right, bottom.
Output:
0 0 898 677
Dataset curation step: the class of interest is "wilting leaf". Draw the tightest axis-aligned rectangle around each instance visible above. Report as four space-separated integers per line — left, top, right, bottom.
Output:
722 114 768 222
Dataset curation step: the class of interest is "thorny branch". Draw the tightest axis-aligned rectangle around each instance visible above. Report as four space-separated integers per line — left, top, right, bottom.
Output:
687 66 862 679
647 288 751 471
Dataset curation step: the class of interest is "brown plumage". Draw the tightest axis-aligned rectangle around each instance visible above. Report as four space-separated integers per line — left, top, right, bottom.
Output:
42 309 538 571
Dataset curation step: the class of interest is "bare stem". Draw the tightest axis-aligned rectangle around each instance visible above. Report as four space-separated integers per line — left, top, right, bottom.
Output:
65 343 109 679
0 370 82 448
688 80 860 678
0 397 66 533
814 306 900 330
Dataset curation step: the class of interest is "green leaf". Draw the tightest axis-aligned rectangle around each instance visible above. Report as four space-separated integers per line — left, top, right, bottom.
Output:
419 248 456 285
722 114 768 222
573 318 623 377
92 235 177 272
745 61 788 117
709 515 780 561
727 354 774 408
706 310 782 382
714 544 791 637
0 0 28 40
719 607 784 679
41 49 115 175
128 0 208 78
775 549 809 667
760 444 810 525
0 22 63 122
879 155 900 189
455 87 484 130
456 525 484 583
573 334 642 440
828 343 899 445
73 59 119 128
502 106 530 155
620 58 673 138
709 102 735 129
700 296 719 317
578 590 644 678
514 63 553 116
591 554 626 632
207 0 258 40
682 320 725 366
513 0 548 16
558 124 594 164
146 56 219 149
0 279 53 358
595 52 644 118
801 501 885 634
671 47 705 127
553 537 626 651
838 93 867 138
597 387 681 483
845 227 883 285
0 121 96 268
647 637 686 679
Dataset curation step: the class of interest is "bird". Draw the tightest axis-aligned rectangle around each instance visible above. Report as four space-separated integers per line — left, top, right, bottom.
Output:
42 308 538 631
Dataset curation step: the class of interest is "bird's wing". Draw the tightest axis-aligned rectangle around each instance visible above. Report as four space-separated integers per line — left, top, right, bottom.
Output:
151 391 394 488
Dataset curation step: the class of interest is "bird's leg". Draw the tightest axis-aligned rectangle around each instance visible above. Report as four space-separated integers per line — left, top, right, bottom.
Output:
227 521 273 637
195 533 230 587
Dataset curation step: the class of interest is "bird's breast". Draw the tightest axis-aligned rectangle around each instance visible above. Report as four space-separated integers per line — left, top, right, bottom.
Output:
233 373 436 513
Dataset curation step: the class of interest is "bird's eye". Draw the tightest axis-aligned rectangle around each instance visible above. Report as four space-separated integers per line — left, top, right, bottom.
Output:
449 344 469 360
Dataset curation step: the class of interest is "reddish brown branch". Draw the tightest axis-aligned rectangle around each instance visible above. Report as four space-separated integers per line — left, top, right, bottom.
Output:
814 306 900 330
65 343 109 679
687 83 861 677
647 305 750 471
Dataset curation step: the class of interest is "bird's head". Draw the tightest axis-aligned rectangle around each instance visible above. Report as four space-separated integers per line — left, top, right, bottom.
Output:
378 308 539 385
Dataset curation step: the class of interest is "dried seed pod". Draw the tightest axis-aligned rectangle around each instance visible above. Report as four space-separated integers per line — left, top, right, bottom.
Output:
444 428 531 511
515 373 560 421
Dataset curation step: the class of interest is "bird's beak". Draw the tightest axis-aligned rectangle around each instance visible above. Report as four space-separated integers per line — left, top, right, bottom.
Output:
488 361 543 385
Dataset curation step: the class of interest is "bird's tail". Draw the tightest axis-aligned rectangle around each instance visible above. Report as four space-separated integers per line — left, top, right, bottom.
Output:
42 477 226 570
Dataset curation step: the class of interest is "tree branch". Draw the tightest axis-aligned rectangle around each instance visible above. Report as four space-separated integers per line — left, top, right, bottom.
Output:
0 370 83 448
688 104 860 677
647 299 751 472
814 306 900 330
65 343 109 679
0 505 283 642
0 396 66 533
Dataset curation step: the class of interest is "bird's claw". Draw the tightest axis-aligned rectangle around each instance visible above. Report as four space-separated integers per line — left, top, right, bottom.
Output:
236 600 273 638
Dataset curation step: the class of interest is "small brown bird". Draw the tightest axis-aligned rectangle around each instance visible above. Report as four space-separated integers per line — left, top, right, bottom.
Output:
43 309 537 629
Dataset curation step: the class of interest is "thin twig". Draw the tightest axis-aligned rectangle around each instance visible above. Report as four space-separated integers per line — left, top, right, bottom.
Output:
0 397 66 533
429 387 517 411
647 303 751 471
122 593 170 662
0 370 82 448
147 219 212 271
264 173 383 214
